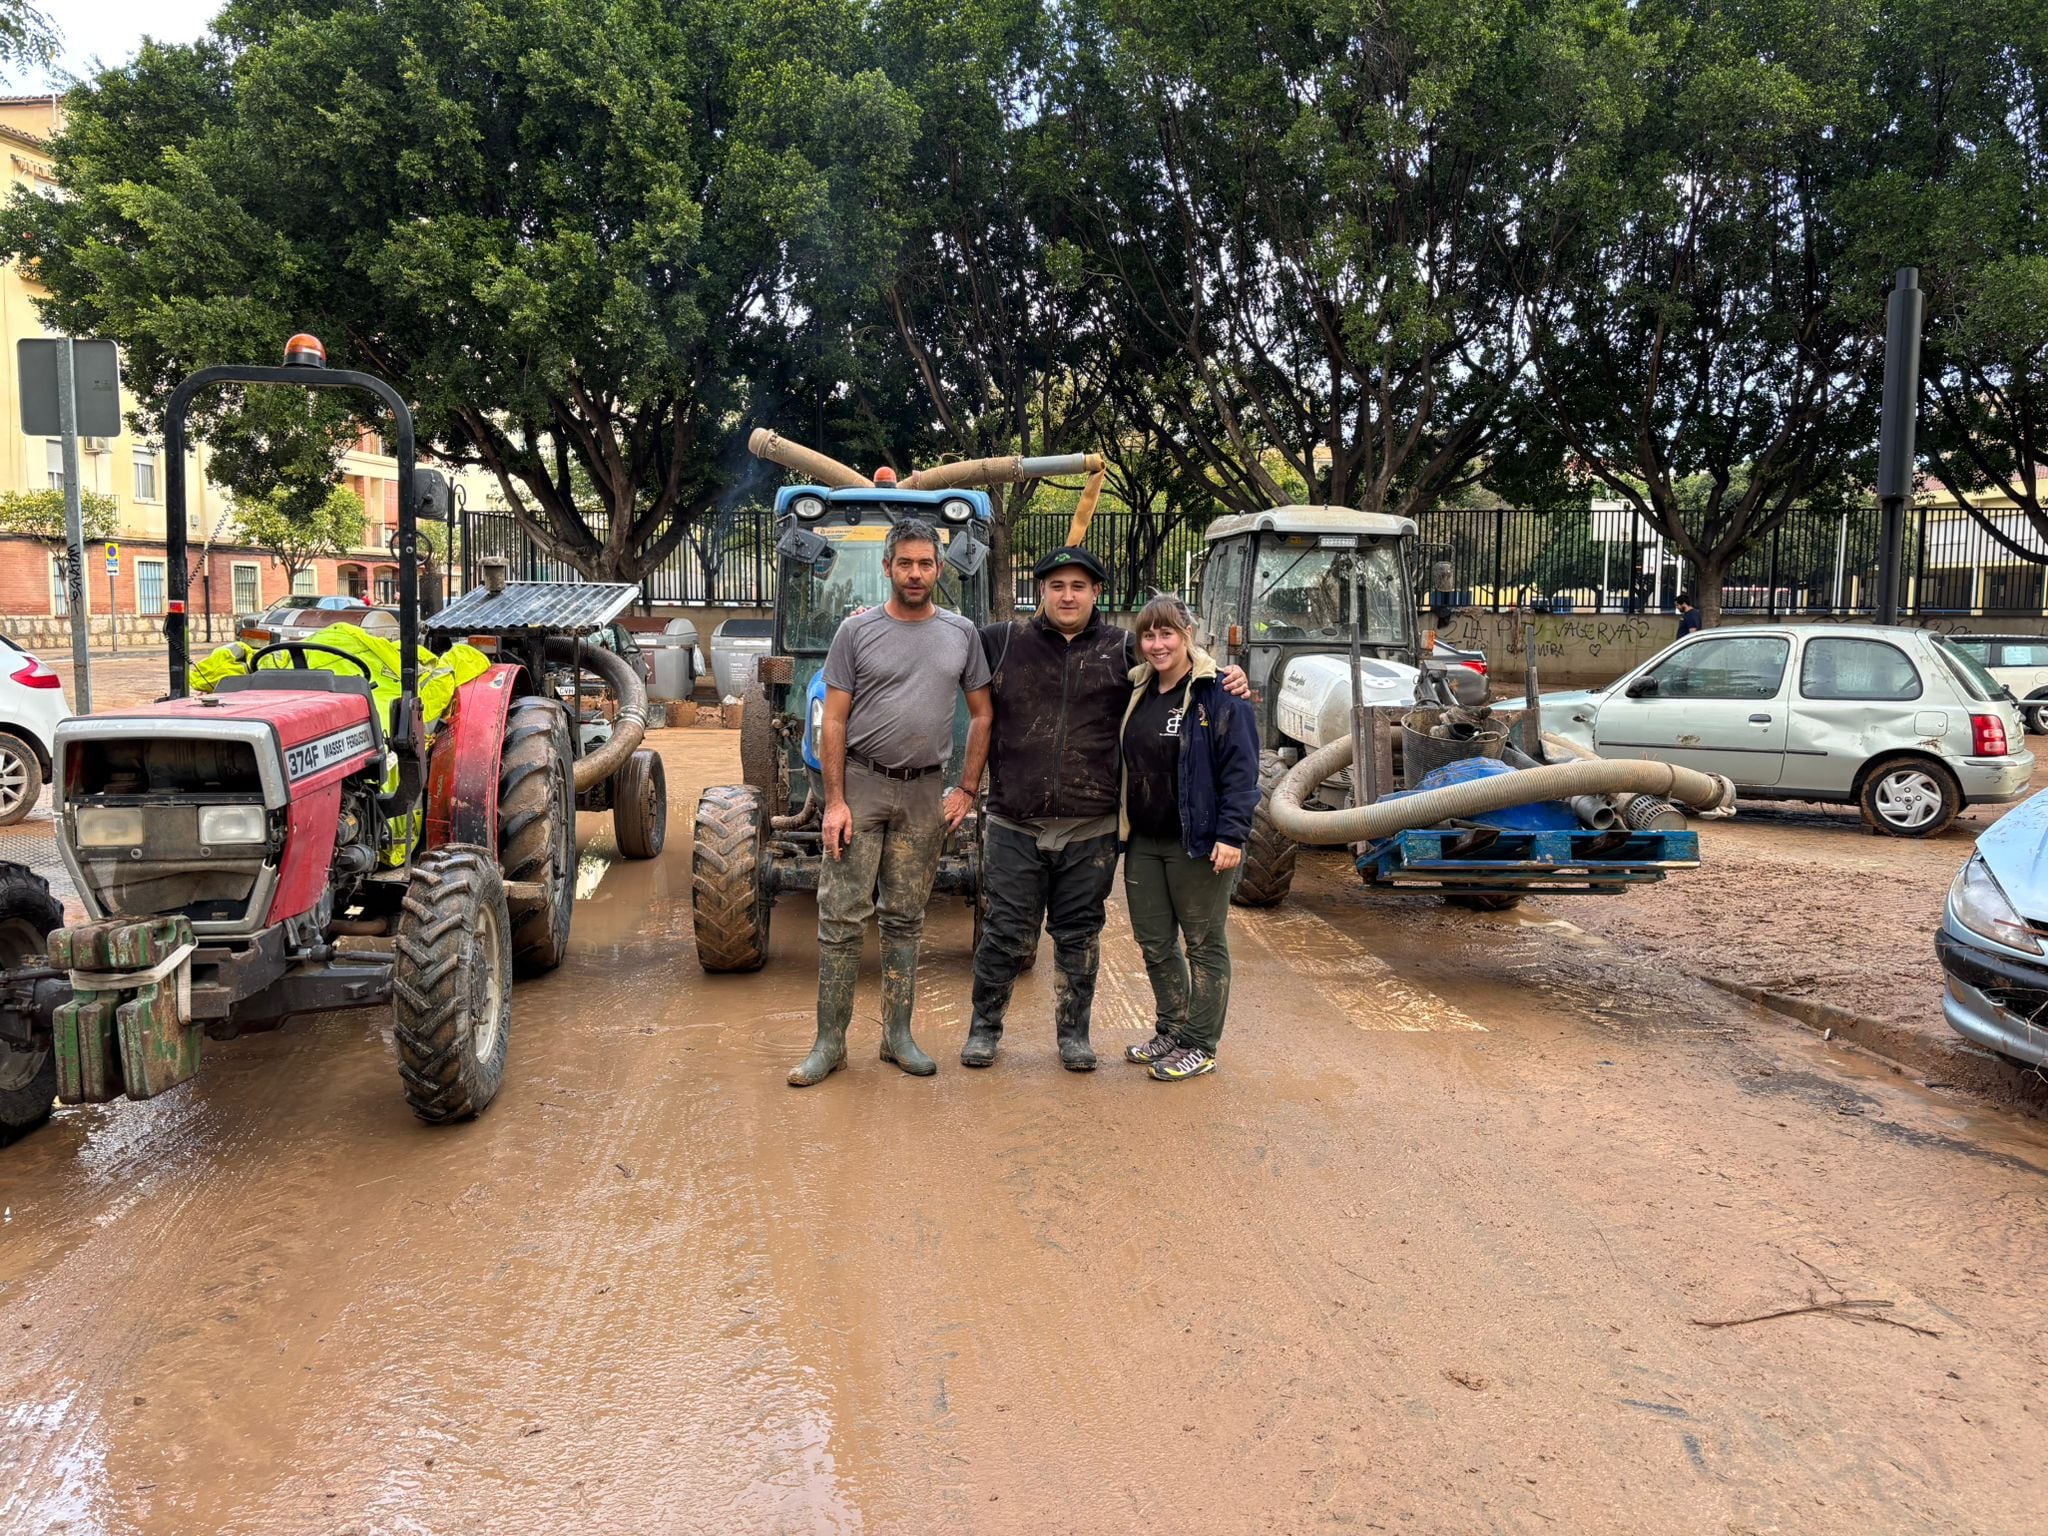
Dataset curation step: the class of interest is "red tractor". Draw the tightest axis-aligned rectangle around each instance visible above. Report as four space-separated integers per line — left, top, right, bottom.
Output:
0 339 610 1145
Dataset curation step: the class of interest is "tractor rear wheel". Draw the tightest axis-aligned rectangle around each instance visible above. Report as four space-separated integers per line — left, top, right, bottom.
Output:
0 863 62 1144
1231 751 1298 908
692 784 770 972
500 696 575 975
392 847 513 1124
614 749 667 860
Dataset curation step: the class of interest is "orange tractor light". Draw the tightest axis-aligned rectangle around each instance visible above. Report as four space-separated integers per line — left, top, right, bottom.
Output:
282 333 327 368
872 465 898 486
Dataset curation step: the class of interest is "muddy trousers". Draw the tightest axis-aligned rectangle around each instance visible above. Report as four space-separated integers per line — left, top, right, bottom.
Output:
970 821 1120 1041
1122 832 1235 1054
802 764 945 1080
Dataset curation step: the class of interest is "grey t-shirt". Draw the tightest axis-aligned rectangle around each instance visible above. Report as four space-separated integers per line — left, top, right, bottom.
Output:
822 606 992 772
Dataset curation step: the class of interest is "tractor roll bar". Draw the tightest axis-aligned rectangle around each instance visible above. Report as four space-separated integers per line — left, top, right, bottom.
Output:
162 364 421 723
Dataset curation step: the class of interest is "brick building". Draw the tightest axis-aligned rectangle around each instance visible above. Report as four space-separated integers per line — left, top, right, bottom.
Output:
0 95 501 654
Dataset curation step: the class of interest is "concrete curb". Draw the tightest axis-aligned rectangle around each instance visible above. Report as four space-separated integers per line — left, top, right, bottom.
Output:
1704 977 2048 1119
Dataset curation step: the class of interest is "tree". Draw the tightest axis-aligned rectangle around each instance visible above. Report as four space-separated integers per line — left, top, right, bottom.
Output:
1039 0 1642 529
1 0 918 582
233 487 365 593
0 488 118 546
1500 0 1884 626
0 1 57 77
1852 0 2048 563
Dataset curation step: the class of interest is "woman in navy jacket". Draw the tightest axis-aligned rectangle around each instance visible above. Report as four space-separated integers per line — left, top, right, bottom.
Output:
1117 595 1262 1081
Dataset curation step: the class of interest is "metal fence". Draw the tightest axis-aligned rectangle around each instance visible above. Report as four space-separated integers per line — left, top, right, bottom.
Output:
460 500 2048 621
1413 504 2048 619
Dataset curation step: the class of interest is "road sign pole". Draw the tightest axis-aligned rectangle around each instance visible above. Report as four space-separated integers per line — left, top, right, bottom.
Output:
55 339 92 713
106 563 117 654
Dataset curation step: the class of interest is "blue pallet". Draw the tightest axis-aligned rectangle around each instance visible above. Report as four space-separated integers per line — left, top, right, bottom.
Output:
1357 825 1700 894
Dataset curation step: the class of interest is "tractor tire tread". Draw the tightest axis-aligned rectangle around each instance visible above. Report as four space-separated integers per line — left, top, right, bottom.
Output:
692 784 770 972
392 846 512 1124
499 696 574 974
0 863 62 1143
1232 752 1299 908
613 749 667 860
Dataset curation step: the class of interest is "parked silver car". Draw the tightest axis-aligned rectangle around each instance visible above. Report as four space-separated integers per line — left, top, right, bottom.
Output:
1545 623 2033 837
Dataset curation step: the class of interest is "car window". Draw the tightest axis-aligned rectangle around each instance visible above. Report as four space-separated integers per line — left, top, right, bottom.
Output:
1930 634 2001 701
1799 637 1921 701
1947 637 1993 664
1996 641 2048 668
1642 635 1790 700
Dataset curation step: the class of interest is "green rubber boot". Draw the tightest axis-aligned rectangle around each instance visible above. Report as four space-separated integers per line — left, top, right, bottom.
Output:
878 940 936 1077
790 949 857 1086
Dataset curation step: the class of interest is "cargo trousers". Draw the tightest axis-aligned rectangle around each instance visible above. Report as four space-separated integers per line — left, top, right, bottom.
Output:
816 762 946 1028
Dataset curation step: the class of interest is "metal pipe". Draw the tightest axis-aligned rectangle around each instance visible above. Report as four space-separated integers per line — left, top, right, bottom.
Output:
544 637 647 791
1267 735 1734 846
746 429 873 489
1875 267 1924 626
900 453 1103 491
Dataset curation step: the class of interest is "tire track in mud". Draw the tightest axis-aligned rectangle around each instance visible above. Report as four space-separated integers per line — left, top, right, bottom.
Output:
0 1017 369 1532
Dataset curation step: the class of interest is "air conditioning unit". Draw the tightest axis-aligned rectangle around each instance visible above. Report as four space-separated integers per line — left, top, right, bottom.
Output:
81 437 111 455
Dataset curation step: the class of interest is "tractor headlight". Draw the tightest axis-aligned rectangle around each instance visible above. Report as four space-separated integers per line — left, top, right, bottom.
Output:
75 806 146 848
808 694 825 741
198 803 269 846
792 495 826 521
941 498 973 524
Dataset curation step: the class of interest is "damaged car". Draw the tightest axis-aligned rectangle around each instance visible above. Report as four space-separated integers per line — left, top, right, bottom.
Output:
1939 788 2048 1068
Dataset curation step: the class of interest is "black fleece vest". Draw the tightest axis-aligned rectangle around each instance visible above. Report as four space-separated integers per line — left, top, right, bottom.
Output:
982 614 1133 821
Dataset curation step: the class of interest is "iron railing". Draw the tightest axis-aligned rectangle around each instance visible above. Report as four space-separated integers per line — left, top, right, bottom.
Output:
460 501 2048 620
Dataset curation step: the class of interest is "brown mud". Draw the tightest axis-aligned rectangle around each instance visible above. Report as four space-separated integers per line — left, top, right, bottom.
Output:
2 732 2046 1533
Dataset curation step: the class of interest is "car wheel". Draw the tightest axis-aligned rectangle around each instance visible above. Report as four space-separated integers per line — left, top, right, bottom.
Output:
1858 759 1961 838
0 732 43 826
2025 696 2048 735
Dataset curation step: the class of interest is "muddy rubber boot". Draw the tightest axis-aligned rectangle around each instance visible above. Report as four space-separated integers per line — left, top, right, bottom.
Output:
877 941 936 1077
960 1018 1003 1068
1053 959 1098 1071
1056 1019 1098 1072
789 950 857 1087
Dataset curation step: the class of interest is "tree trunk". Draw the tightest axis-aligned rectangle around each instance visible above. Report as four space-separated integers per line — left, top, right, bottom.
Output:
1692 554 1728 628
988 510 1015 621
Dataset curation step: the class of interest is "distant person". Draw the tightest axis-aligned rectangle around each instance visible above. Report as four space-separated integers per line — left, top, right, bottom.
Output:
1676 594 1702 636
789 518 992 1087
1117 596 1260 1082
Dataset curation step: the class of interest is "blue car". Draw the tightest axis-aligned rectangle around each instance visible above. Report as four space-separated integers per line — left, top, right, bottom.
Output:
1938 786 2048 1066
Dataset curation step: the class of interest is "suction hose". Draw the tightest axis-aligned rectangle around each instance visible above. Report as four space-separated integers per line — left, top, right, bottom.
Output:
544 637 648 792
1267 736 1735 847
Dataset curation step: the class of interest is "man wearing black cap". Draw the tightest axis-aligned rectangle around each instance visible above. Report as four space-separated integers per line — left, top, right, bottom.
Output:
964 547 1246 1070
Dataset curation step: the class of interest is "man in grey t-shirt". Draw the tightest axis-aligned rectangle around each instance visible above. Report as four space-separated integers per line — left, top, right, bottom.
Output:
790 517 994 1087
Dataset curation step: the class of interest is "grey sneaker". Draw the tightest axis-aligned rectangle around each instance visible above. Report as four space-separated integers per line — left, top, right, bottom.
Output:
1148 1045 1216 1082
1125 1033 1178 1065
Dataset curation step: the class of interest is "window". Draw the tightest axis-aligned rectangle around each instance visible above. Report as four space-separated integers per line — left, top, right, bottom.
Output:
1642 635 1790 700
1931 635 2001 702
292 568 318 596
232 562 261 615
46 440 63 490
1947 637 1994 665
1198 539 1247 649
133 447 158 502
1995 642 2048 669
375 571 396 605
136 558 167 617
49 555 80 617
1799 637 1922 701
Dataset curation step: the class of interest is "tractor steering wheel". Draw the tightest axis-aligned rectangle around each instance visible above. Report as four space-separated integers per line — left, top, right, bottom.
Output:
243 641 377 680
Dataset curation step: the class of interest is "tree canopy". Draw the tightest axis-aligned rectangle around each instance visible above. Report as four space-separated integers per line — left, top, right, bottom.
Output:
5 0 2045 603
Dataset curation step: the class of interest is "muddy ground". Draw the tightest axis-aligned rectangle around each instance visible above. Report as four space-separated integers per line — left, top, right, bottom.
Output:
3 730 2047 1533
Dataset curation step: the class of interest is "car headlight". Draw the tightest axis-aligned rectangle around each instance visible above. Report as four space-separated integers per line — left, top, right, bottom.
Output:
941 498 973 524
792 495 826 520
75 806 145 849
1949 856 2042 953
198 803 269 846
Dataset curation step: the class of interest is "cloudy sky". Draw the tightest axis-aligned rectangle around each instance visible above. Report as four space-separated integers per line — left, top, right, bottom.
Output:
8 0 222 92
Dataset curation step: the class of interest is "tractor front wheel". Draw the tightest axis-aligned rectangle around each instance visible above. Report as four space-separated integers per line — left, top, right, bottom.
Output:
614 749 667 859
392 847 513 1124
1231 751 1299 908
500 696 575 975
692 784 770 972
0 863 62 1144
